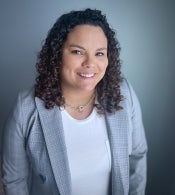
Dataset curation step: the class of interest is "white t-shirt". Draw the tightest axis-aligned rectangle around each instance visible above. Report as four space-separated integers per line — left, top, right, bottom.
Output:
61 108 111 195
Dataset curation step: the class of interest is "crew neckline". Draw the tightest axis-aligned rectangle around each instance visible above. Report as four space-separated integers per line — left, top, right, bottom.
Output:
61 108 96 123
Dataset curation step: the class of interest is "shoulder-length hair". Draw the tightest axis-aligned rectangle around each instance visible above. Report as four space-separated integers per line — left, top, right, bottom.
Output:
35 8 123 113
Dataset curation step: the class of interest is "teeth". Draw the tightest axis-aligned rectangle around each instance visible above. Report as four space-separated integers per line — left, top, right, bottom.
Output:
79 73 94 78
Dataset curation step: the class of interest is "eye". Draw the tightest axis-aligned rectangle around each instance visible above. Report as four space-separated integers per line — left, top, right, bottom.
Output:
71 50 83 55
96 52 104 56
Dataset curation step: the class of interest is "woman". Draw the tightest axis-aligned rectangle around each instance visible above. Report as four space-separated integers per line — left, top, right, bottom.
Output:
2 8 147 195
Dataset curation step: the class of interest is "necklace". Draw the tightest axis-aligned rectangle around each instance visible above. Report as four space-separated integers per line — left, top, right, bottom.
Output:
65 94 95 113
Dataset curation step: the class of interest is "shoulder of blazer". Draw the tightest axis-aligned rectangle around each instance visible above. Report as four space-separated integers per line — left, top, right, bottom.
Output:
120 77 143 115
119 78 133 112
16 87 35 107
14 87 38 138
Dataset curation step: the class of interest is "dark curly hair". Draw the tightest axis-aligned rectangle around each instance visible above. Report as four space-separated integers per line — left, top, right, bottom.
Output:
35 8 123 113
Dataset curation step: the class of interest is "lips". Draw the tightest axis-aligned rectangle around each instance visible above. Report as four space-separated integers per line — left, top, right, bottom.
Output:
78 73 96 78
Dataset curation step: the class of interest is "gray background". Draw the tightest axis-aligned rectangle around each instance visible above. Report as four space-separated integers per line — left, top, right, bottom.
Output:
0 0 175 194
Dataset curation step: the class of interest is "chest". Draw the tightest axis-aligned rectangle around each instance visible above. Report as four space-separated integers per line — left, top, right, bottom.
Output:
62 109 111 195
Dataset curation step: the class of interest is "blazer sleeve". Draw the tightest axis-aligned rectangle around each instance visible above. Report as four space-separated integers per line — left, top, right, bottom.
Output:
126 81 148 195
2 93 30 195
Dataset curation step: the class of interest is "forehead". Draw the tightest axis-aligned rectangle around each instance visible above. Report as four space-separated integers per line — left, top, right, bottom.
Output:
65 25 107 46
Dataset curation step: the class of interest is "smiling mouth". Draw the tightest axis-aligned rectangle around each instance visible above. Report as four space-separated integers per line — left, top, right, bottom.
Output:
78 73 96 78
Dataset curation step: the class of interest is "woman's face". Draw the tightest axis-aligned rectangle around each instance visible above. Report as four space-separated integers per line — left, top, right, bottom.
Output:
61 24 108 93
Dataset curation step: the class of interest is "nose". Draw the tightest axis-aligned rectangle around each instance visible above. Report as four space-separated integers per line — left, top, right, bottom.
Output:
82 55 95 68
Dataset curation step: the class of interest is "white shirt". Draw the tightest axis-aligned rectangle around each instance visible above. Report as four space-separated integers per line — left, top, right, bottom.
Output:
61 108 111 195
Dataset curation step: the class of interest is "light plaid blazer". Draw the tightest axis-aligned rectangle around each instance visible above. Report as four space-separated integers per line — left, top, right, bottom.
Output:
2 79 147 195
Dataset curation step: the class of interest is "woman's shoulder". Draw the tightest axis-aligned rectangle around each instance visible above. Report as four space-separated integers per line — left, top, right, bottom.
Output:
120 77 132 92
120 77 133 98
12 87 37 115
119 77 140 109
4 87 37 136
17 87 35 105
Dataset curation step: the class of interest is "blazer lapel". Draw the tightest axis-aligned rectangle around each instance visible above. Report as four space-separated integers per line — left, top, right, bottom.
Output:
35 97 71 195
105 109 129 195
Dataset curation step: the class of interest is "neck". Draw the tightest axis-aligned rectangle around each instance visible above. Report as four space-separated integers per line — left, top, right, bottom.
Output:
62 89 95 105
62 89 96 119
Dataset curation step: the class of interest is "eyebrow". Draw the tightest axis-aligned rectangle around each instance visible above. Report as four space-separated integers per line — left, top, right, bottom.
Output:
69 44 107 51
69 44 85 50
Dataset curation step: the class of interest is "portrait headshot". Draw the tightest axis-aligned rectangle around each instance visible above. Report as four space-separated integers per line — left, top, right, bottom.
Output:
0 1 174 195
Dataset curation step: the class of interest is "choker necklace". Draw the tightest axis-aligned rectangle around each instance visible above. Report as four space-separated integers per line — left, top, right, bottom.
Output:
65 94 95 113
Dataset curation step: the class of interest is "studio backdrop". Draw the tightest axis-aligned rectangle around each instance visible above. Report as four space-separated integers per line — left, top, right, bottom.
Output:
0 1 175 195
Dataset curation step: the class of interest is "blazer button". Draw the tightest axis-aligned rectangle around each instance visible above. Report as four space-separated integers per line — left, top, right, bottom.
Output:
39 174 47 183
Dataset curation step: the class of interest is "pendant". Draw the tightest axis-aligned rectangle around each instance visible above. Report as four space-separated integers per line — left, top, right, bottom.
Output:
77 105 85 113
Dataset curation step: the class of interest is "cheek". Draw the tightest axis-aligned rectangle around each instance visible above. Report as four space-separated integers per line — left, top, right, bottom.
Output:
98 66 108 81
100 61 108 73
61 63 73 73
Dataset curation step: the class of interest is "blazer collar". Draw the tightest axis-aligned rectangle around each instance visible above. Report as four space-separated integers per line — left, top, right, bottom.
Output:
105 109 129 195
35 97 71 195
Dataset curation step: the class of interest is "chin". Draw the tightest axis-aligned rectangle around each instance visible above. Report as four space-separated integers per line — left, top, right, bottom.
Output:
79 86 96 92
